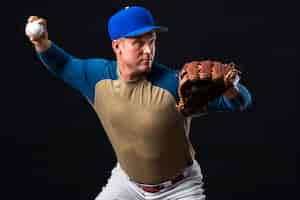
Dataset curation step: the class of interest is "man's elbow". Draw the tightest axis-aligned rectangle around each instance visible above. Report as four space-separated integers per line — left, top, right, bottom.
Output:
241 92 253 111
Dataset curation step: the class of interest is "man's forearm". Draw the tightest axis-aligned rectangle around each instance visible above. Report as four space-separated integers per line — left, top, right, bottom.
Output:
37 42 73 73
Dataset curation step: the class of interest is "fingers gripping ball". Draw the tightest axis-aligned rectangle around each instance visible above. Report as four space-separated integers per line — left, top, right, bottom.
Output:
25 21 44 38
176 60 241 117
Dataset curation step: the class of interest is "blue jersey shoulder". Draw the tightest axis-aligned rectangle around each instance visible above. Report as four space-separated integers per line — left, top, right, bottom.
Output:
84 58 117 86
147 63 179 102
82 59 117 103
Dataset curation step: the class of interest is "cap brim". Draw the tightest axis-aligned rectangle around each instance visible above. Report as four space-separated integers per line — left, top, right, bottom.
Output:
123 26 168 38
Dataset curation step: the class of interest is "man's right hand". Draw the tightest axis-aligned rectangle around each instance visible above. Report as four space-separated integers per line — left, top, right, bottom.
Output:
26 16 51 52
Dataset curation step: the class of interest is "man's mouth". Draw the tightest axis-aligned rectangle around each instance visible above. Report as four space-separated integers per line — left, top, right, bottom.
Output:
142 59 152 64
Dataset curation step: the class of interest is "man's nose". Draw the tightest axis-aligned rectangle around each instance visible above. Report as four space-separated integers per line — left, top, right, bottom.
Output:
143 44 152 54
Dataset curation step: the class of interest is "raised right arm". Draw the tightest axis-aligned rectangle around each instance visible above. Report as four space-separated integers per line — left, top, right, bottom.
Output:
25 16 109 104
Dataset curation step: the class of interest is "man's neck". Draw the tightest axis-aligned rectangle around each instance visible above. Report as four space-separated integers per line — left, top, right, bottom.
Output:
117 63 145 82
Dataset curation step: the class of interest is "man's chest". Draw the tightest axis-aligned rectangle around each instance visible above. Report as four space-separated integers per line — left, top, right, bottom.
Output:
92 79 183 137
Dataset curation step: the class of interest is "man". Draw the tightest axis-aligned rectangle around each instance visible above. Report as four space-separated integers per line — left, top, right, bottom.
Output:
26 6 252 200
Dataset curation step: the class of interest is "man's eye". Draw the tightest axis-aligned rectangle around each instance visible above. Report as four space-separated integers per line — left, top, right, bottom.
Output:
135 41 144 46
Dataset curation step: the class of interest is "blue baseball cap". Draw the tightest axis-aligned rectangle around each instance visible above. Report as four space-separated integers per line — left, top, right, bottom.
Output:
108 6 168 40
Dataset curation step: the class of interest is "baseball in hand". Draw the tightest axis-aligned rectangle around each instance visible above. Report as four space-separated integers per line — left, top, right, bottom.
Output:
25 21 44 37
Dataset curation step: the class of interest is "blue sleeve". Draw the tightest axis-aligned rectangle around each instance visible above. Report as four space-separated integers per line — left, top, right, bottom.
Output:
207 83 252 112
37 42 109 104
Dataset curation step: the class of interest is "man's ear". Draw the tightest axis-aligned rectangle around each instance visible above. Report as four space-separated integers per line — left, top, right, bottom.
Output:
112 39 121 55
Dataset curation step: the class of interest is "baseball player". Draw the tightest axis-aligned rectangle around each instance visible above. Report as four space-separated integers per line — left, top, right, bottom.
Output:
26 6 252 200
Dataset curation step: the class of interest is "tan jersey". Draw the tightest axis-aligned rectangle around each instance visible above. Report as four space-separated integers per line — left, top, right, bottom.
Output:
93 68 194 183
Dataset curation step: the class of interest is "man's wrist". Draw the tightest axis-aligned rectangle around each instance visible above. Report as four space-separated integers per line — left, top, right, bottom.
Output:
223 86 240 99
34 40 51 52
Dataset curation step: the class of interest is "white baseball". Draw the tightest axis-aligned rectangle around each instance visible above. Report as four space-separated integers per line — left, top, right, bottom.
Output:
26 21 44 37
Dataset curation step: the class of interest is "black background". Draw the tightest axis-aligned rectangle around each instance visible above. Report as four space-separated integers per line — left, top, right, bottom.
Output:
2 0 299 199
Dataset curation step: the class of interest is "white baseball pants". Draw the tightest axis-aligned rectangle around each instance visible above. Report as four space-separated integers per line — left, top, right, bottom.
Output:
94 160 206 200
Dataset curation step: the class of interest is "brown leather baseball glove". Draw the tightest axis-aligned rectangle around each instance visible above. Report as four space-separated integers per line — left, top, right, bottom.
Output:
176 60 241 116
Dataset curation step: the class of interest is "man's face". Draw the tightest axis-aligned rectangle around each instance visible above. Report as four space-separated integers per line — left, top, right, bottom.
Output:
115 31 157 75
